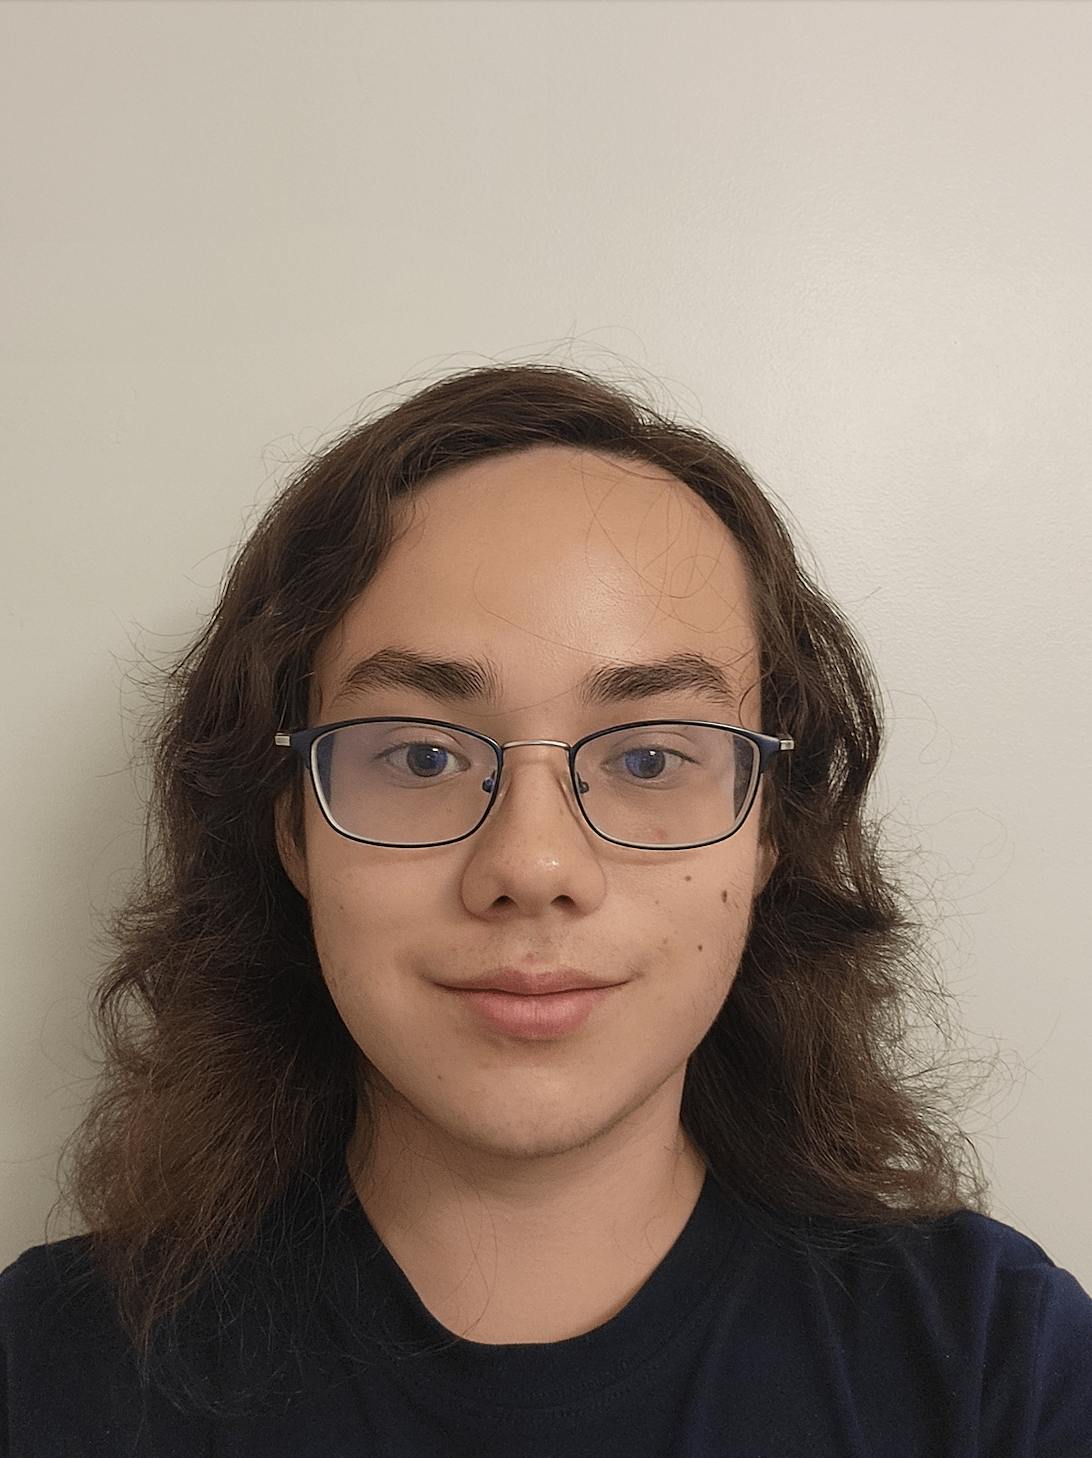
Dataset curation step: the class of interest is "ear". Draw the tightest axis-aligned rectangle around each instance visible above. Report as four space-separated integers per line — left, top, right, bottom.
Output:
754 837 777 895
275 793 310 900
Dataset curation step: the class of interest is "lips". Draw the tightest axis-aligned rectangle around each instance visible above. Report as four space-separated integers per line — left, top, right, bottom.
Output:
449 967 618 996
440 967 623 1038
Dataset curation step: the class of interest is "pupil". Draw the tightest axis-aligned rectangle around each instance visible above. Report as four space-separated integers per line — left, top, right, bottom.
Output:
624 747 665 779
407 744 448 777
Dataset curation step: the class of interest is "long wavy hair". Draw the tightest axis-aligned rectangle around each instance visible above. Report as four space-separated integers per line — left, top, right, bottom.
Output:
69 364 981 1354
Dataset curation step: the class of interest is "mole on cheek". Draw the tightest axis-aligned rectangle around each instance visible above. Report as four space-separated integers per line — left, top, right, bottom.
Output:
721 889 728 904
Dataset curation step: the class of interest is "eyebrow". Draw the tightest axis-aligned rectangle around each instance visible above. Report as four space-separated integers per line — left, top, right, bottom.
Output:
577 653 740 709
331 647 740 712
331 648 503 706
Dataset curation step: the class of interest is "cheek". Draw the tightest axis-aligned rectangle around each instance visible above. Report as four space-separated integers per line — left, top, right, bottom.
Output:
695 847 762 985
301 837 462 1029
644 874 755 1020
305 874 418 1073
303 811 454 937
669 851 760 954
302 851 397 1000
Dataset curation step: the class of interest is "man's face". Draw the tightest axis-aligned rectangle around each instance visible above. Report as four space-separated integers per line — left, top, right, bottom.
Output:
281 446 772 1164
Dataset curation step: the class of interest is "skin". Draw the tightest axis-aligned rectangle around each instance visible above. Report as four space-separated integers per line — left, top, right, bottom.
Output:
279 446 774 1343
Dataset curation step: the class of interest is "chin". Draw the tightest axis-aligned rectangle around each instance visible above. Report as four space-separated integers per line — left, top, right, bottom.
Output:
461 1123 605 1163
440 1084 671 1166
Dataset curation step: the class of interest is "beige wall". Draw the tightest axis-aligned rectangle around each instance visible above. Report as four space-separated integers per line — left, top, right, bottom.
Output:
2 0 1089 1285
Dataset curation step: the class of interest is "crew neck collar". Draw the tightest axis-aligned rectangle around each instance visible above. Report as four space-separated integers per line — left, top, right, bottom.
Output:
325 1172 756 1409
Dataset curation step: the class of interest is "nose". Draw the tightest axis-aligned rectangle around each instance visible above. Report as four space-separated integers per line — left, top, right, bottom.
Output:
459 743 607 920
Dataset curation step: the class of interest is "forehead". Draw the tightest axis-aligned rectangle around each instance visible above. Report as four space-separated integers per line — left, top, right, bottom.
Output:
315 446 758 711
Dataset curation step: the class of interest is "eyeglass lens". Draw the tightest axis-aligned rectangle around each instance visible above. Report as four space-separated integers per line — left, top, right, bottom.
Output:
312 720 761 849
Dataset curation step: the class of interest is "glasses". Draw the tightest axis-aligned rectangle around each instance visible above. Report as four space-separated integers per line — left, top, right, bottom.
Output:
278 717 792 851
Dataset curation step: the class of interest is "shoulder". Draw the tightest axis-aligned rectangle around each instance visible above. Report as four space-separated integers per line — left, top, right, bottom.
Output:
911 1211 1092 1366
703 1201 1092 1452
865 1208 1091 1318
0 1238 152 1455
785 1206 1092 1326
872 1206 1068 1278
791 1209 1092 1445
0 1235 128 1375
908 1207 1067 1267
0 1236 111 1339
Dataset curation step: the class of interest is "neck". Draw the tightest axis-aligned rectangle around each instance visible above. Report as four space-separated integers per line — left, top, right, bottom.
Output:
350 1078 706 1345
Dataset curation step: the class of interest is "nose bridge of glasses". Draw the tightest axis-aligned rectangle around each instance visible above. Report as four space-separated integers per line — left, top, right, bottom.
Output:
499 738 574 754
488 739 583 805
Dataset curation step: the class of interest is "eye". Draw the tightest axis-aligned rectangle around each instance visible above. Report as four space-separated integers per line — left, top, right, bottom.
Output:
580 722 712 789
381 741 468 779
605 742 691 783
622 746 672 780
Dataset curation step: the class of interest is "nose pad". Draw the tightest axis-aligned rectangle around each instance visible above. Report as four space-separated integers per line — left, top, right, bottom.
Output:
480 768 578 804
484 781 589 804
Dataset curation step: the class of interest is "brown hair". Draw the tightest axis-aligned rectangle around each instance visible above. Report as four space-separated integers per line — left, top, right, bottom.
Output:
70 364 981 1354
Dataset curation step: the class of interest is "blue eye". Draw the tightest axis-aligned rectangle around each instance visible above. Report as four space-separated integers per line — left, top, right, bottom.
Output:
377 742 463 779
623 747 668 780
403 743 453 778
370 733 476 788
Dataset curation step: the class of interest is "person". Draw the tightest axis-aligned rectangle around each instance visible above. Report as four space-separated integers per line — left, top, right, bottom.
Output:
1 365 1090 1455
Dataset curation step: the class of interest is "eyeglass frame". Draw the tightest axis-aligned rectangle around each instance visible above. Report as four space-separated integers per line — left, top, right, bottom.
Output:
276 716 793 851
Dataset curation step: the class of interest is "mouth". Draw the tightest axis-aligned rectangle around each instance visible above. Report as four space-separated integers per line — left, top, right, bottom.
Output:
439 967 624 1039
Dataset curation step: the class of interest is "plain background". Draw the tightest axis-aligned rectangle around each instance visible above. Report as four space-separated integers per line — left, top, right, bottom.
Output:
1 0 1089 1287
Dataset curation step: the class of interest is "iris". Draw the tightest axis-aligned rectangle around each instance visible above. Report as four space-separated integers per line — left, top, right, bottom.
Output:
624 747 667 780
405 743 451 777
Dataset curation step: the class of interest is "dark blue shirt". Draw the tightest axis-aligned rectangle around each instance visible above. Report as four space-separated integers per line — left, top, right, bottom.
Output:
2 1176 1091 1455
